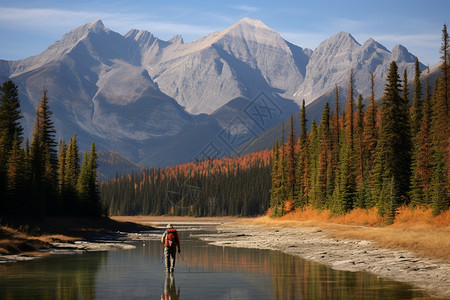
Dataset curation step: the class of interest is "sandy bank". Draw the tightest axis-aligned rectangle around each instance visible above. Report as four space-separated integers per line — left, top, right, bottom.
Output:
0 217 153 264
195 222 450 299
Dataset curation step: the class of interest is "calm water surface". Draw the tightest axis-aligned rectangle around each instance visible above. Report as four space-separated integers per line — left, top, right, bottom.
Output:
0 226 432 299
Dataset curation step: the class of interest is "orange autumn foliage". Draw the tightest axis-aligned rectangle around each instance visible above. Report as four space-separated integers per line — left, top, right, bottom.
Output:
273 205 450 228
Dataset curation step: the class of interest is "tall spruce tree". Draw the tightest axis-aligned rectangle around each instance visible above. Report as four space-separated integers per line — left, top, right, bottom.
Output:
30 90 58 215
362 74 378 208
58 139 67 195
410 72 433 207
270 140 283 216
317 102 331 208
373 61 411 220
344 70 355 149
429 24 450 215
295 100 309 208
87 142 101 217
330 85 341 205
439 24 449 113
356 93 365 185
64 134 80 214
0 81 23 152
77 151 90 213
6 132 26 213
308 120 320 205
411 58 423 139
0 80 23 209
354 93 366 208
286 115 296 202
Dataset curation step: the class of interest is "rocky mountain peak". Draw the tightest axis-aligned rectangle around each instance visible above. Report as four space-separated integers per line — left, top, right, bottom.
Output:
362 38 389 52
234 17 269 29
392 44 416 63
168 35 184 44
319 31 360 50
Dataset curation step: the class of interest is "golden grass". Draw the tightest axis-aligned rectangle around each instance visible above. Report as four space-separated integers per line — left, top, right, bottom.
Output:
0 226 51 255
247 206 450 262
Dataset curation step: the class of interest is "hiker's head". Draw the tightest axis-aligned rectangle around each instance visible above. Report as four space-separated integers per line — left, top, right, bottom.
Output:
167 224 173 229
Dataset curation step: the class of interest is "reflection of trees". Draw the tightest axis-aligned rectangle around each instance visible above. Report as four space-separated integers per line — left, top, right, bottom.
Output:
269 251 420 300
0 251 106 299
147 232 424 299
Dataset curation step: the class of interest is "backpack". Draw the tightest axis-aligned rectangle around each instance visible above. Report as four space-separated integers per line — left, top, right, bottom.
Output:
165 228 178 247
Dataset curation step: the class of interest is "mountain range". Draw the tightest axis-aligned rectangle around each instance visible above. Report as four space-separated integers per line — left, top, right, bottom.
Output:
0 18 429 170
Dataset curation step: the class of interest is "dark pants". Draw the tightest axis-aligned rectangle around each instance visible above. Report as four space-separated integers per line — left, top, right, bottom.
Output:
164 246 176 272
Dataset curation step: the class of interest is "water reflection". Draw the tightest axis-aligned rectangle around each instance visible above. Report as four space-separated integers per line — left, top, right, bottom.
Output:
0 251 106 300
0 230 433 299
161 273 180 300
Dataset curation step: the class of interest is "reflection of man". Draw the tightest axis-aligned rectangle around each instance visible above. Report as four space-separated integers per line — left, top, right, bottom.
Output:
161 273 180 300
161 224 181 273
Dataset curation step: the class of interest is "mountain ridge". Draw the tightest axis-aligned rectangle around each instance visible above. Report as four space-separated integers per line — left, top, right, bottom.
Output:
0 18 430 167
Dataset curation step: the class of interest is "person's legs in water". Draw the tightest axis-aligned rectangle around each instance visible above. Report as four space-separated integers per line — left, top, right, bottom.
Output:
165 247 176 272
169 247 176 272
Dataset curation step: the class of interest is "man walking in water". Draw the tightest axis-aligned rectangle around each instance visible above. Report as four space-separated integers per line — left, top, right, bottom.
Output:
161 224 181 273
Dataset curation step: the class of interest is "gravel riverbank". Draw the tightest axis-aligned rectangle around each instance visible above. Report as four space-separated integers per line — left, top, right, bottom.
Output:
196 222 450 299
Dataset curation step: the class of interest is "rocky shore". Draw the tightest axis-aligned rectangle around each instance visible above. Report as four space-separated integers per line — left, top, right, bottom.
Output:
197 222 450 299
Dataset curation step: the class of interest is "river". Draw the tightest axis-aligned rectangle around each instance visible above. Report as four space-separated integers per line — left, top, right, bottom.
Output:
0 223 432 299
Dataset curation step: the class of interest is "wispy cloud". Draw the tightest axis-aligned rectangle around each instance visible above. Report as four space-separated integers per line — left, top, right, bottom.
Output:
231 5 260 13
0 7 217 40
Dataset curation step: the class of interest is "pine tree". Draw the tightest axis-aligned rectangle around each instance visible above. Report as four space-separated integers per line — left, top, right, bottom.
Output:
0 81 23 151
317 102 331 208
6 132 26 213
334 121 357 213
355 93 365 185
329 85 341 206
280 123 287 210
439 24 449 113
30 90 58 215
77 151 90 213
332 71 358 213
286 115 296 202
308 120 320 205
87 142 101 217
0 80 23 207
57 139 67 211
362 73 379 208
411 58 423 139
373 61 411 218
354 93 366 208
63 134 80 214
295 100 309 208
270 140 283 216
403 69 410 105
429 24 450 215
344 70 355 149
410 72 433 207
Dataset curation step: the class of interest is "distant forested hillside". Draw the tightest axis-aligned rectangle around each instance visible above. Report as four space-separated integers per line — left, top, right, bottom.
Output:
100 150 272 216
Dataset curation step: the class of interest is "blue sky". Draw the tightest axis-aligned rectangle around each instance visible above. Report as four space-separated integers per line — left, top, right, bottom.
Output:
0 0 448 66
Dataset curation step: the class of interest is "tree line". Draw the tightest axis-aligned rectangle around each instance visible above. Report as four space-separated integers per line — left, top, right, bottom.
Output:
270 25 450 222
100 151 272 216
0 83 101 218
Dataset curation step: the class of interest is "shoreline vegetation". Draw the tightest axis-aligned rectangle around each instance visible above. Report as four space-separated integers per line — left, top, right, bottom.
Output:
0 217 152 258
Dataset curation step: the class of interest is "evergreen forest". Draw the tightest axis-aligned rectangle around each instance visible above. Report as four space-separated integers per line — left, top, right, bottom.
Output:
0 85 102 218
100 151 272 216
270 25 450 222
